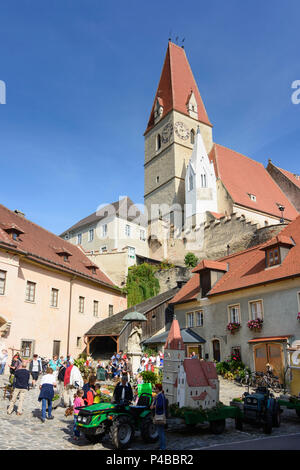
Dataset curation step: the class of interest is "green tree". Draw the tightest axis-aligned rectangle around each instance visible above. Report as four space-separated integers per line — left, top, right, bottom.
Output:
125 263 160 307
184 252 199 268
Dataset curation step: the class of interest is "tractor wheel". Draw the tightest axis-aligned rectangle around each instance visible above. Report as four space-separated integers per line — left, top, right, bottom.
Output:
263 411 273 434
209 419 226 435
140 417 159 443
272 404 281 428
109 415 134 449
235 417 243 431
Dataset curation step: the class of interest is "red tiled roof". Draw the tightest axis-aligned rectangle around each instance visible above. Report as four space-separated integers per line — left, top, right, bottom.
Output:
170 215 300 301
209 215 300 295
209 144 299 221
183 359 218 387
0 204 121 291
169 274 200 304
164 317 185 350
145 42 212 134
192 259 228 273
260 235 295 251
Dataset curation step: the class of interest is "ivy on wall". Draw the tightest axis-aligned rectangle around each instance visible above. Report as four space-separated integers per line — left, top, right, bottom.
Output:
123 263 160 307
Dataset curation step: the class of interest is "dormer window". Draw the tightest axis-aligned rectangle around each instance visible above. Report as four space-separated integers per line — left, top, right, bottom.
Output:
86 263 98 274
2 223 24 241
266 246 280 267
186 91 198 119
55 247 72 262
262 235 294 268
248 193 256 202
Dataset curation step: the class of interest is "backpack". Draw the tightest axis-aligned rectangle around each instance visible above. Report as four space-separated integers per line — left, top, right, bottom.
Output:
58 366 66 382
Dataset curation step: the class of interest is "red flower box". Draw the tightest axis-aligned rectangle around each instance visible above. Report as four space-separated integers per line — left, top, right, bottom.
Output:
227 322 241 334
248 318 263 331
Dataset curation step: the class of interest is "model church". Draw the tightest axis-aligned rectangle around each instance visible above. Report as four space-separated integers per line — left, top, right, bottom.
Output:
144 41 299 264
162 317 219 408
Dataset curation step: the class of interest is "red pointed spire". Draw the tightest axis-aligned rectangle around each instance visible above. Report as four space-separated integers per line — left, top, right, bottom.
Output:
164 316 185 350
145 42 212 134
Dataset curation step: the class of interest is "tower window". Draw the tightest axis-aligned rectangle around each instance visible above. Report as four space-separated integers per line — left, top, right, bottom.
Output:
201 174 207 188
156 176 160 183
156 134 161 150
190 129 195 145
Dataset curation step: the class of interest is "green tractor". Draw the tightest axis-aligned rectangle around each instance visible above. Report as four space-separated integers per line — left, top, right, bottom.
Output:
76 393 158 449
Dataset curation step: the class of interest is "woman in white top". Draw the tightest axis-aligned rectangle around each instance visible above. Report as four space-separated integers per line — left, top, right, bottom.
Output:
38 367 57 423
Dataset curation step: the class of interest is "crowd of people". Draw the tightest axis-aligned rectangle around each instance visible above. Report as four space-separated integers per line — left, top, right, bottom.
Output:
1 349 167 449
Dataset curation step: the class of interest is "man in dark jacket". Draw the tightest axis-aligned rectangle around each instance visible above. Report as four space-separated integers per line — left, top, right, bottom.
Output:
113 374 133 404
29 354 42 388
7 361 30 416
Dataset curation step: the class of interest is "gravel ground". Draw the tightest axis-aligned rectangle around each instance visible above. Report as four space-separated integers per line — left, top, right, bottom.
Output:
0 374 299 450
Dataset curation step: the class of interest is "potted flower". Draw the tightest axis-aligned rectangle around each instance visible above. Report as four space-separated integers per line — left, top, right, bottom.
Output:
247 318 263 331
226 322 241 334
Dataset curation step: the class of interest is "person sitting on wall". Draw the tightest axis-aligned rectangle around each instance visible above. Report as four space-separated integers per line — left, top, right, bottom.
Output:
112 374 133 404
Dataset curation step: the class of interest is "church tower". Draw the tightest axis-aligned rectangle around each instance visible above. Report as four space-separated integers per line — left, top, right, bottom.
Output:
144 42 213 227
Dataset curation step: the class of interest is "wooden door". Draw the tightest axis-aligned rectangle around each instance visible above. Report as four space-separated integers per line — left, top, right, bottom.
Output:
254 342 283 377
212 340 220 362
254 344 268 373
267 343 283 377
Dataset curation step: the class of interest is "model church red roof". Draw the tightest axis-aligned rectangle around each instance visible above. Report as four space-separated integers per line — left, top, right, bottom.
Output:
183 359 218 387
145 42 212 134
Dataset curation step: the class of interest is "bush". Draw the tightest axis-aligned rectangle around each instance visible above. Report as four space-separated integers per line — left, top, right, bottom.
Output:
140 371 158 386
184 252 199 268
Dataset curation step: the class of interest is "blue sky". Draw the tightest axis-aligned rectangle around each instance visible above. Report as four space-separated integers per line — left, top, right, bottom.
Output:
0 0 299 234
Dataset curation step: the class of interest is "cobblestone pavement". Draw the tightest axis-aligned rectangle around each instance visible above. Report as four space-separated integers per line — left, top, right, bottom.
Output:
0 374 299 450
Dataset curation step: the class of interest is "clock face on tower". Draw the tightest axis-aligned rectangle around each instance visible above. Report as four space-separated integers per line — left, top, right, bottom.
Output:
174 121 190 140
161 122 173 143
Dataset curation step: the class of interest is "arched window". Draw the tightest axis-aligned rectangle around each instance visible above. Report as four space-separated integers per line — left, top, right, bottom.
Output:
190 129 195 144
201 174 207 188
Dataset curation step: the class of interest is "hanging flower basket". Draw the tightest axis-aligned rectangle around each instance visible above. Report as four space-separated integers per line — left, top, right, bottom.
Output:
227 322 241 334
248 318 263 331
297 312 300 321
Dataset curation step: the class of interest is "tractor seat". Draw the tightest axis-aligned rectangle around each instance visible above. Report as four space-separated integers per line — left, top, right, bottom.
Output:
136 395 152 407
